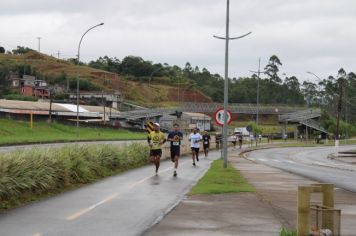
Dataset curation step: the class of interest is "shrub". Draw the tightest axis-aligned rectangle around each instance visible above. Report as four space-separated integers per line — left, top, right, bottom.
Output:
4 94 38 101
0 143 149 209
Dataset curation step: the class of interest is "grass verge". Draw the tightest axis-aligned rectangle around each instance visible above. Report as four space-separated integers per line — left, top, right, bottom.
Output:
0 119 146 145
280 228 296 236
0 143 149 211
190 159 255 195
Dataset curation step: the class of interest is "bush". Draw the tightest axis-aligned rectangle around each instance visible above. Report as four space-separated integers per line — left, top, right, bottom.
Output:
280 228 296 236
4 94 38 101
0 143 149 209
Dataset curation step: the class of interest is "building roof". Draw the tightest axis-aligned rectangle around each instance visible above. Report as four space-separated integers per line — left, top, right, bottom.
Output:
0 99 119 116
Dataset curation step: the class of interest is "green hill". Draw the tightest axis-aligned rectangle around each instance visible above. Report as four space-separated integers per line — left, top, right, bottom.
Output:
0 51 212 107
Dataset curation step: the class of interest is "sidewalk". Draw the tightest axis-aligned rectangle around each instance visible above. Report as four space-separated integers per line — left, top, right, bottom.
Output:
146 147 356 236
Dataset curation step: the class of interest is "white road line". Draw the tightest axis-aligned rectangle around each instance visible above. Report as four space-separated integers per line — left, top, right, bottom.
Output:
66 193 120 220
258 158 267 162
66 160 193 221
286 160 296 164
272 160 281 163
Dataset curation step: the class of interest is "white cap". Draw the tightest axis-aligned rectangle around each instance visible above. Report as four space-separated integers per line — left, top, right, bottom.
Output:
153 122 160 127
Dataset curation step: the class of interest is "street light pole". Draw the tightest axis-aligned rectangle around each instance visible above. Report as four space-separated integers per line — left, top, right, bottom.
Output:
76 22 104 137
214 0 251 168
149 67 163 88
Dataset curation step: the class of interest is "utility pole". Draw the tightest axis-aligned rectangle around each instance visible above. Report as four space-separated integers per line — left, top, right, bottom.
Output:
57 51 60 59
37 37 41 52
256 58 261 126
214 0 251 168
249 58 265 147
335 78 344 142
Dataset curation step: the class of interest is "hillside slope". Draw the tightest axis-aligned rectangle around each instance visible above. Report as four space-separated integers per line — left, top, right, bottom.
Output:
0 52 211 107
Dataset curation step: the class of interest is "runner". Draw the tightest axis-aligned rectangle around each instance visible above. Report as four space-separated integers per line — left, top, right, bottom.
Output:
238 134 243 149
147 123 166 175
167 123 183 177
231 133 237 149
189 128 202 166
202 131 211 157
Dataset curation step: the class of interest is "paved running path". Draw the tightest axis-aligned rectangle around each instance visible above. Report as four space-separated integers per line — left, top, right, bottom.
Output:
0 151 220 236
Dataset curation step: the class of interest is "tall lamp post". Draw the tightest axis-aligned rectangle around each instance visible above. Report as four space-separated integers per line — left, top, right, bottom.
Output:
148 64 168 88
306 71 347 152
214 0 251 168
76 23 104 137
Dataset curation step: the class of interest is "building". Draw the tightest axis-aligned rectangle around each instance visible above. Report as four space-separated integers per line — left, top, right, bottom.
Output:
8 73 51 99
160 112 211 131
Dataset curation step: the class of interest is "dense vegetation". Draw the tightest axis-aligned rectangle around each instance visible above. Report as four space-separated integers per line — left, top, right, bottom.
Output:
0 45 355 125
0 143 149 210
88 55 356 124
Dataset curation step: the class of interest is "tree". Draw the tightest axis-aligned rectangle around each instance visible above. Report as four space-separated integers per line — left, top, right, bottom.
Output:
302 81 318 105
264 55 282 83
0 46 5 54
12 46 33 55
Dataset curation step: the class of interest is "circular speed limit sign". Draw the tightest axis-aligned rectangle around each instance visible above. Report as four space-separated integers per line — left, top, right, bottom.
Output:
214 108 232 126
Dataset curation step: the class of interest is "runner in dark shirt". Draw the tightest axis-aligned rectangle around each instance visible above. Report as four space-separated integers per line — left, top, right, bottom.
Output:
202 131 211 157
167 123 183 177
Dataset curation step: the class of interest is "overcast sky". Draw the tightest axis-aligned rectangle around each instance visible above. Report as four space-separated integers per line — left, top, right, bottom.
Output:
1 0 355 82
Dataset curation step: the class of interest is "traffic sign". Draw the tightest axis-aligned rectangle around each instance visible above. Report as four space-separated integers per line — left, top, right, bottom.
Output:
214 108 232 126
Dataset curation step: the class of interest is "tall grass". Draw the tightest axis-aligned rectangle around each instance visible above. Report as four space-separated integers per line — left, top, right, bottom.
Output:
0 143 149 210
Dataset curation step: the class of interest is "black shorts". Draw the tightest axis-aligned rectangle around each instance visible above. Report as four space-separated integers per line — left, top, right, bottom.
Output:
203 144 209 149
170 147 180 159
191 147 199 153
232 141 237 145
150 149 162 157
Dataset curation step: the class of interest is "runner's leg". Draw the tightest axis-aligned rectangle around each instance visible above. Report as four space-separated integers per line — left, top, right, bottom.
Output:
195 148 199 162
191 148 196 166
155 155 160 173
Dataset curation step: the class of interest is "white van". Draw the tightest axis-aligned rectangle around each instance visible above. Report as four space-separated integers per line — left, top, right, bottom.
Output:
234 127 250 136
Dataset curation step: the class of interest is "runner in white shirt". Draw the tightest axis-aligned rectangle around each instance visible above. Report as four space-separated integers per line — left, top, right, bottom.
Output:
189 128 202 166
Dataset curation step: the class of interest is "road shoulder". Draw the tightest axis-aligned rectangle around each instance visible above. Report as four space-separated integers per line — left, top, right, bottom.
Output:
146 147 356 235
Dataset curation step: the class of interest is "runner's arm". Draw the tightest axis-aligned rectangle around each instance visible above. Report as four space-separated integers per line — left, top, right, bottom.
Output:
147 135 152 146
160 138 167 145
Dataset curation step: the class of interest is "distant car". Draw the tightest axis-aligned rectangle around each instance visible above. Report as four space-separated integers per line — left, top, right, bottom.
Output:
234 127 250 136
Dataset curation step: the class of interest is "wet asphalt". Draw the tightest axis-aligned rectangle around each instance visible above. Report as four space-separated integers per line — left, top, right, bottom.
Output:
246 145 356 192
0 148 219 236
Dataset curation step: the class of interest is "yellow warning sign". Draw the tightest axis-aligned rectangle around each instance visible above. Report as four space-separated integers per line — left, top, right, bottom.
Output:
145 121 154 134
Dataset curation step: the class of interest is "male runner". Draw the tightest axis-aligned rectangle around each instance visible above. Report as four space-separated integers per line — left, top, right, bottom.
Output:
238 134 243 149
189 128 202 166
167 123 183 177
202 131 211 157
147 123 166 175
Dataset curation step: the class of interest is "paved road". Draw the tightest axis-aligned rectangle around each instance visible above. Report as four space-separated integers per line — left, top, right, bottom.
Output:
0 150 219 236
246 145 356 192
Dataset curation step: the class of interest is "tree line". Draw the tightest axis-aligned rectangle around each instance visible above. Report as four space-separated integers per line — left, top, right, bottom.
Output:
88 55 356 125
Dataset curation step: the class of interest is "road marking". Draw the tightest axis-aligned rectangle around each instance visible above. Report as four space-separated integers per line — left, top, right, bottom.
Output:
66 160 194 221
272 159 281 163
66 192 119 221
32 234 43 236
258 158 267 162
286 160 296 164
